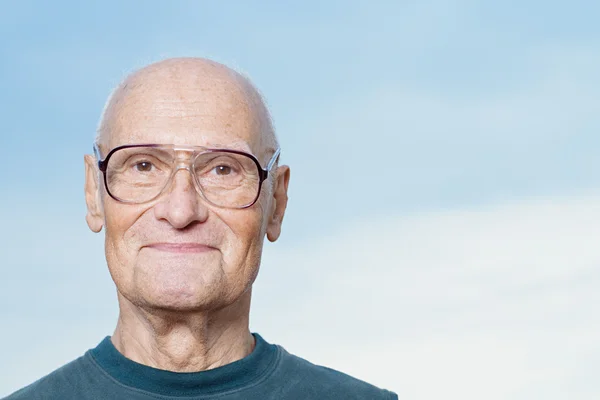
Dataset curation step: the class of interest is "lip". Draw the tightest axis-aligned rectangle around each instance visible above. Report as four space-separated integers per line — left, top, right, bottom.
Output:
144 243 217 253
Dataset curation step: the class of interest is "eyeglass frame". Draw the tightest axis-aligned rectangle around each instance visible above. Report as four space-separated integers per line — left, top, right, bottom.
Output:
93 143 281 209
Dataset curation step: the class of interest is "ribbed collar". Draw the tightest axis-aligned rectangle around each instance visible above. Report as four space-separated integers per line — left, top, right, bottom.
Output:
88 333 279 397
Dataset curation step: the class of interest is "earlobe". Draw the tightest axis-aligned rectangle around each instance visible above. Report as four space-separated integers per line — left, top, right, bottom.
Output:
86 213 103 233
266 166 290 242
84 154 104 233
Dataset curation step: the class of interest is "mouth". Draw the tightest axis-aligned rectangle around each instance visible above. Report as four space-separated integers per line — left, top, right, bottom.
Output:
144 243 217 254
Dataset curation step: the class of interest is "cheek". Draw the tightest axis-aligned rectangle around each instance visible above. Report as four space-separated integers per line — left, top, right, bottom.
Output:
218 207 266 268
103 202 149 267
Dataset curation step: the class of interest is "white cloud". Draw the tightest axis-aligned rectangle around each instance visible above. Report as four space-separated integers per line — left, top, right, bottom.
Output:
2 193 599 398
253 192 600 399
2 194 599 399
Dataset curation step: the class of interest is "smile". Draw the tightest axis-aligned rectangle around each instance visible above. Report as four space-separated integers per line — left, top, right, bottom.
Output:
144 243 217 253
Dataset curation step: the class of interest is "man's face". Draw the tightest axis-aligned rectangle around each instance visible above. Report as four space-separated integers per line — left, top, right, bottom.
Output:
85 67 287 312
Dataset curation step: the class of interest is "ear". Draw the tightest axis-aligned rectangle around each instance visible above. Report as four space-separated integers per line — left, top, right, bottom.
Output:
266 166 290 242
84 154 104 233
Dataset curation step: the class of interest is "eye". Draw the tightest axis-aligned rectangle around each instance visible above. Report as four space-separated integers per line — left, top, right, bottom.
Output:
214 165 232 175
135 161 154 172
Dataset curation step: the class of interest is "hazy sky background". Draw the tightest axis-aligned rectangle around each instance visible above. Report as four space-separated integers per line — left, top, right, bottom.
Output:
1 1 598 398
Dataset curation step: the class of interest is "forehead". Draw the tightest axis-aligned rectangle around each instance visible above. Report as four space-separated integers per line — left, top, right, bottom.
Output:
103 74 266 156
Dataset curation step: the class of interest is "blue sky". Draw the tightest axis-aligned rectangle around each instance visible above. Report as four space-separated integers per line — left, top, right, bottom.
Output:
1 1 599 398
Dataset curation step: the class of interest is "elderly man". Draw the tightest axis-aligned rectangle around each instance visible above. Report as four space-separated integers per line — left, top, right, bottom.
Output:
4 58 397 399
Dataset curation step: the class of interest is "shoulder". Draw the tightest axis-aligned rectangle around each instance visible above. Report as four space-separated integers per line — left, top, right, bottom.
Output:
272 346 398 400
2 355 94 400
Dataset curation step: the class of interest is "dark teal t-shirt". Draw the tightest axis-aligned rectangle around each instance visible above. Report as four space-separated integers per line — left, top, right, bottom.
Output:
3 334 397 399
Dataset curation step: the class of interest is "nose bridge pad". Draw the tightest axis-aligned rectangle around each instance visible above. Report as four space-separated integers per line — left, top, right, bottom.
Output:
172 164 203 198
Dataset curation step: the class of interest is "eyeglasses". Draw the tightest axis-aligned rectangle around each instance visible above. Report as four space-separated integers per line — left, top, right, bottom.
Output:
94 144 280 209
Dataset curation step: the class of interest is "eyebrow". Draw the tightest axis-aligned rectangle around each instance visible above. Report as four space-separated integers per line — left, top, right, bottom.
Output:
186 143 260 158
97 139 257 160
203 141 252 152
108 141 252 151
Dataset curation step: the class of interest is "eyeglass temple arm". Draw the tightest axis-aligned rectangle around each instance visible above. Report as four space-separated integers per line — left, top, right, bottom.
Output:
266 148 281 172
93 144 107 171
259 148 280 182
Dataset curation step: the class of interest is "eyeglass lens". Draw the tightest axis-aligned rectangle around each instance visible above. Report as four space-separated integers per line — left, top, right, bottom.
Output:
105 147 261 207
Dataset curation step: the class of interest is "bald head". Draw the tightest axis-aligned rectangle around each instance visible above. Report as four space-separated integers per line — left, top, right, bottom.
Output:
96 58 278 161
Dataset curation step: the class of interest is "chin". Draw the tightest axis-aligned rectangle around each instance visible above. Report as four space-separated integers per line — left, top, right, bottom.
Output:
124 255 249 312
137 289 225 313
142 278 224 310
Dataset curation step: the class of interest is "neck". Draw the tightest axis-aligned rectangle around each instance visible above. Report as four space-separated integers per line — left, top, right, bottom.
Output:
111 290 255 372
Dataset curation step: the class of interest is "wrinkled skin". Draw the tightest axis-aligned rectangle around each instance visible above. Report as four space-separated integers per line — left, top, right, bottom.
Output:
84 58 290 371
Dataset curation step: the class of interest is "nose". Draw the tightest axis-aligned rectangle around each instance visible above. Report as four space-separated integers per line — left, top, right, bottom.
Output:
153 167 209 229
